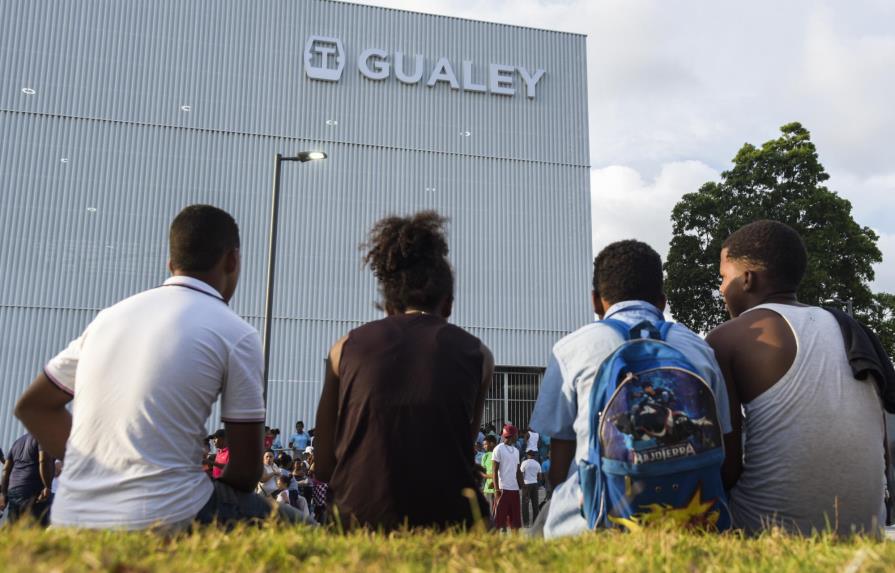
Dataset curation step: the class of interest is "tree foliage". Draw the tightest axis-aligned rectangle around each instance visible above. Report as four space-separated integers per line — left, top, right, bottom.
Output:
666 122 893 357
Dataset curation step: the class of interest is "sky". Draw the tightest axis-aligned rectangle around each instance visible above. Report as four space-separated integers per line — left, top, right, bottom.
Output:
354 0 895 294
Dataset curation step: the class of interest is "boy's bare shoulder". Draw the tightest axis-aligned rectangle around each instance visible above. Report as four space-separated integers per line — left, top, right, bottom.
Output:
706 309 782 352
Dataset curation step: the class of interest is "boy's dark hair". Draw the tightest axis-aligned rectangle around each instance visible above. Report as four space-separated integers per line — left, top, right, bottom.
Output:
484 435 498 445
169 205 240 272
363 211 454 312
592 240 663 305
722 220 807 290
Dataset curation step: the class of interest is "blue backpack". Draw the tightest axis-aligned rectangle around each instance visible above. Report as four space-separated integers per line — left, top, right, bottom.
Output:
578 319 731 531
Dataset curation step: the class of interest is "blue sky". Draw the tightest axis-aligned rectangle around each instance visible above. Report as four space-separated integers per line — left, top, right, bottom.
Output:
356 0 895 294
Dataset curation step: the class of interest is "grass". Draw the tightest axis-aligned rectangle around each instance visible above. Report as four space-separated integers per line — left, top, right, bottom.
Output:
1 523 894 572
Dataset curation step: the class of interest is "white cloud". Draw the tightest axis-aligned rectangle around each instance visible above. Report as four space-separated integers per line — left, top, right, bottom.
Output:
794 6 895 175
872 232 895 294
590 161 719 258
828 169 895 235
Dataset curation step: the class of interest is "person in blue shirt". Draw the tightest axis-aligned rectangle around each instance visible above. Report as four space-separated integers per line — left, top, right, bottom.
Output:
0 433 55 525
540 452 552 499
289 421 311 458
529 240 732 538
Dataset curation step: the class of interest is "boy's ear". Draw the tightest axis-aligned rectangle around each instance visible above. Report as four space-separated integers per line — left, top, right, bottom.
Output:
224 248 240 274
591 291 605 317
742 270 756 292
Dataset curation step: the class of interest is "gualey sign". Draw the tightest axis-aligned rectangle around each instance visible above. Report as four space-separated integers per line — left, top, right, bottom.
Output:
304 36 546 99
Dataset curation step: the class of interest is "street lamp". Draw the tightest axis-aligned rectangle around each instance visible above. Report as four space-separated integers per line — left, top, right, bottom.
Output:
823 297 853 317
262 151 328 401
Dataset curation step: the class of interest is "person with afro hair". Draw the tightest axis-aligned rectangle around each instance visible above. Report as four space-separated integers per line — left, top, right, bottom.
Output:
707 219 886 536
313 211 493 531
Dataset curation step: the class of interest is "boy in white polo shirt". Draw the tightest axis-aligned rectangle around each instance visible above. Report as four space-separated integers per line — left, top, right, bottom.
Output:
14 205 302 529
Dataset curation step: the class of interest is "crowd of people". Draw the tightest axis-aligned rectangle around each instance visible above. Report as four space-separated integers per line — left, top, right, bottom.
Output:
200 423 325 524
2 205 892 537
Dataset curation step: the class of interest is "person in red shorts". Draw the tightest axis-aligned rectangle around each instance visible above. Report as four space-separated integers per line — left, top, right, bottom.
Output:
492 424 523 530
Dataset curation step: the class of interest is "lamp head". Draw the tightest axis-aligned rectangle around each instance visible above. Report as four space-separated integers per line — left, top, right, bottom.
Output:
296 151 327 162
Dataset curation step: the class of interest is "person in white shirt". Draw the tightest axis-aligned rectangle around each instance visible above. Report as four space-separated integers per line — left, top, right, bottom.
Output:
519 450 542 527
274 475 311 520
526 428 539 453
14 205 301 530
258 451 280 496
491 424 522 530
50 460 62 495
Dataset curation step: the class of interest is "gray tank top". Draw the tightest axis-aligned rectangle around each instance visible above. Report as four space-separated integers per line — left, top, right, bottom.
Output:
729 304 886 536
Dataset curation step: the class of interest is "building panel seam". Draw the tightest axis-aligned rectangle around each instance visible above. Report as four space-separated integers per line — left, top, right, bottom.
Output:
0 109 592 169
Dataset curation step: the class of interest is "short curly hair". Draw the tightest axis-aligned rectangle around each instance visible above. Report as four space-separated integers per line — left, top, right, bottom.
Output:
169 205 240 272
592 240 663 305
363 211 454 312
722 220 807 290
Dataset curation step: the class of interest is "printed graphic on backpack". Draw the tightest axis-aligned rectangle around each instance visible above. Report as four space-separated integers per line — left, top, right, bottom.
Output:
579 319 731 532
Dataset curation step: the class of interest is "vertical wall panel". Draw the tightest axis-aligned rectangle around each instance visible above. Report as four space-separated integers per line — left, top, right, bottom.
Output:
0 0 590 448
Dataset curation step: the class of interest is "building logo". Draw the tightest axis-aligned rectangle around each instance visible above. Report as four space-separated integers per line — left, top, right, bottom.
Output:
304 36 345 81
303 36 546 100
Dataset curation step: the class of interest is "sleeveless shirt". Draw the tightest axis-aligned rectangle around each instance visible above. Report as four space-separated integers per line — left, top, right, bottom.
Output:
728 303 886 536
331 313 487 530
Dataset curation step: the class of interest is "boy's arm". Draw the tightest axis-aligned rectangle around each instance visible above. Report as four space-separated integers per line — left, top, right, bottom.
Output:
15 372 73 460
0 459 12 510
471 345 494 441
314 337 347 483
529 354 577 486
220 424 264 491
37 450 54 501
548 439 575 488
706 326 743 491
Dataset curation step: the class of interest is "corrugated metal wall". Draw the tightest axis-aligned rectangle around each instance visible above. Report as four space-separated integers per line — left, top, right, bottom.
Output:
0 0 591 447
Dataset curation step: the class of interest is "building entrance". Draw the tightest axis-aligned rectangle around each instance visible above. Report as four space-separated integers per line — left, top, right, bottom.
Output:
483 367 544 432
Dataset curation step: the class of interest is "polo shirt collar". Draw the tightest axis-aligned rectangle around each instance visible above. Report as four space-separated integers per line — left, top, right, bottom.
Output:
603 300 664 321
163 275 225 301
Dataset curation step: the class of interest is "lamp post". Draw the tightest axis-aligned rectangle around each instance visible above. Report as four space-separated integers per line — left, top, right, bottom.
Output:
262 151 327 402
823 297 854 317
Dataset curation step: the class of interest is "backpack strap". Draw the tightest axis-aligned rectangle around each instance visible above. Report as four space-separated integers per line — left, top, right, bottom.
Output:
658 321 674 341
600 318 630 341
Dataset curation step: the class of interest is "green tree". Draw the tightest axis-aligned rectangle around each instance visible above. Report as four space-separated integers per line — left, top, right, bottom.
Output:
666 122 892 356
867 293 895 361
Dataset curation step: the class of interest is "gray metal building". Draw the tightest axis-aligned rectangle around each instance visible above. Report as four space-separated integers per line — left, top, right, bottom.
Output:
0 0 591 448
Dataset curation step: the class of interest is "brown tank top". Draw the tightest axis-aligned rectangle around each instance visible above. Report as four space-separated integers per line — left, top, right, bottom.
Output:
331 313 487 530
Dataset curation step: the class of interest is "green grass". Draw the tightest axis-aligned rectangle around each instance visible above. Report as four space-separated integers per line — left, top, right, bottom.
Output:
1 524 894 572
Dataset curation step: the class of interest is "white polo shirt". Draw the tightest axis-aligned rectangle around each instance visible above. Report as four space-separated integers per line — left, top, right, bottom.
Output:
44 275 265 529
